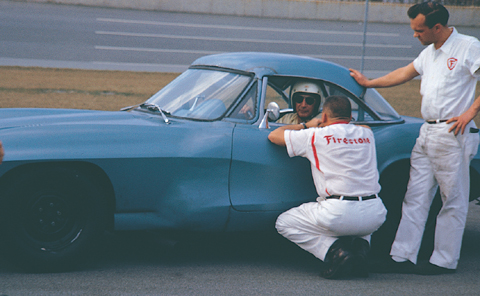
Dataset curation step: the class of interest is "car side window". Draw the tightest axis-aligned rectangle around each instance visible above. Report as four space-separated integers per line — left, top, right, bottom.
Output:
323 83 375 122
264 84 289 110
261 77 376 123
228 84 257 122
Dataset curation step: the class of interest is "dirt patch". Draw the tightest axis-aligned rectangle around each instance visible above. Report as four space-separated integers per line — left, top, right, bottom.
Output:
0 66 479 125
0 67 179 111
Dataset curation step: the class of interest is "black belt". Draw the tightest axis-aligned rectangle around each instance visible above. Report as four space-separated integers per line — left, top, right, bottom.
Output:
326 194 377 201
426 119 448 124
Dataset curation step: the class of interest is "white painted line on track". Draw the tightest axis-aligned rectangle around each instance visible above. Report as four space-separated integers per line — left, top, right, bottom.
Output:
94 46 222 55
0 57 390 77
97 17 400 37
94 45 415 61
95 31 411 49
0 57 188 73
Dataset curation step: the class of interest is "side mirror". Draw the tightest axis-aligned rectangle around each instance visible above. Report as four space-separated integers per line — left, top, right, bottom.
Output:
259 102 280 129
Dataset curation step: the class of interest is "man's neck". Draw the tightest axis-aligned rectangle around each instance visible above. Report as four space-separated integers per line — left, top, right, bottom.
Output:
323 117 351 126
298 115 313 123
434 27 453 50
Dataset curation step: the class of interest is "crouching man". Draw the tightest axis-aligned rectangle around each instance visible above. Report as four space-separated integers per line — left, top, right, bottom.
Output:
268 95 387 279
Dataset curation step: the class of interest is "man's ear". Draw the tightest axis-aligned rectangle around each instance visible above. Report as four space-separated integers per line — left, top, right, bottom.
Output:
433 23 442 33
321 112 328 123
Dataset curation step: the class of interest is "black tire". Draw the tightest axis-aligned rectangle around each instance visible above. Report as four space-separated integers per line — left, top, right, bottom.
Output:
1 166 107 272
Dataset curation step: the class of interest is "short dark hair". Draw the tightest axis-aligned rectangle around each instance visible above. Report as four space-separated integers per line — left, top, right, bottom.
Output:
407 1 449 28
323 95 351 119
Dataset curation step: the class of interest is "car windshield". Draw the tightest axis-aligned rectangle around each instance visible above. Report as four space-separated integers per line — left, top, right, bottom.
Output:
145 68 252 120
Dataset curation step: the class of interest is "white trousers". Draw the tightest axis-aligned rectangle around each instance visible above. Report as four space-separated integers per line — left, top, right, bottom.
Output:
390 122 479 269
275 198 387 261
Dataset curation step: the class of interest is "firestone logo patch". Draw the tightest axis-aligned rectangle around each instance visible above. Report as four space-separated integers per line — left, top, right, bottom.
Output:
447 57 458 70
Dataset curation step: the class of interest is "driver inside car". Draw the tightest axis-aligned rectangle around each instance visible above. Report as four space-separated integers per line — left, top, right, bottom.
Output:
276 81 323 124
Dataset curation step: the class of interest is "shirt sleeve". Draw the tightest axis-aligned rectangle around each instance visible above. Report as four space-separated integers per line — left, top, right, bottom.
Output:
413 47 428 76
284 129 311 158
467 39 480 77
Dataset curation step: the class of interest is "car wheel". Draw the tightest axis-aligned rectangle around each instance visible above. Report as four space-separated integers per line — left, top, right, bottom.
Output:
0 166 107 272
372 163 440 261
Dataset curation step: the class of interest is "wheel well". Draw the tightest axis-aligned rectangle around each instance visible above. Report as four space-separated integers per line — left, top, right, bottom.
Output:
469 166 480 202
372 160 411 259
375 160 480 260
379 160 480 202
378 159 411 210
0 162 116 232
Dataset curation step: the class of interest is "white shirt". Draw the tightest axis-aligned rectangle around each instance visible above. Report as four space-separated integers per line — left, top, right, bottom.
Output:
413 28 480 121
284 123 380 200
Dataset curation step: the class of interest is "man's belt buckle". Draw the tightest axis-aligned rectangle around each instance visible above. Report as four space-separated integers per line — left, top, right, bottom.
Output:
326 194 376 201
426 119 448 124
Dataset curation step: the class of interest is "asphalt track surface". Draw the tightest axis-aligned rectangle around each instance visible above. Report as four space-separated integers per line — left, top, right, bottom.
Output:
0 0 460 77
2 1 479 77
1 203 479 295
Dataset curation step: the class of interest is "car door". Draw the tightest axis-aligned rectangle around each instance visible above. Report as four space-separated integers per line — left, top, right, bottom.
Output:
229 124 317 212
228 79 317 212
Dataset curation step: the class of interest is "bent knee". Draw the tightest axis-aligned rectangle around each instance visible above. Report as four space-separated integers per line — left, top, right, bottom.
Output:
275 212 289 233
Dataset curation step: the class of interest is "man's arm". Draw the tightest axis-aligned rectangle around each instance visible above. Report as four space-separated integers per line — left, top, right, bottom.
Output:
268 118 322 146
349 62 420 88
447 94 480 135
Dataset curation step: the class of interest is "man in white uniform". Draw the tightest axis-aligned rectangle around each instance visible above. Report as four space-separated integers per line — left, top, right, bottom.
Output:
350 1 480 275
268 95 387 279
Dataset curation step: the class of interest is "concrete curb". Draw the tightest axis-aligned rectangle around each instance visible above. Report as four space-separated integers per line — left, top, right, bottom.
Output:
26 0 480 27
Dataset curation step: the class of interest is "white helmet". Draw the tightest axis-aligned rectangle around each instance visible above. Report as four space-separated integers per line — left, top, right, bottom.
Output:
291 81 322 97
290 81 322 113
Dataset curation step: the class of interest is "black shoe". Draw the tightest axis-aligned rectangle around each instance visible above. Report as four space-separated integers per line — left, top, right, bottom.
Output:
352 238 370 278
414 261 456 275
369 257 415 274
321 238 355 279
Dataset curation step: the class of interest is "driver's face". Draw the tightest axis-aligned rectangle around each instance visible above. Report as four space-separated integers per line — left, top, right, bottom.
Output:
294 94 317 119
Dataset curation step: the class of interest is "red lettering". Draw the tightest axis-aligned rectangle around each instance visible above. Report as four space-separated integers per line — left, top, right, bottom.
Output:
323 135 372 145
324 135 333 144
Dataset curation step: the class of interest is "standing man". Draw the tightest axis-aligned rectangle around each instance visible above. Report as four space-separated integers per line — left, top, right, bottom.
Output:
350 1 480 275
268 95 387 279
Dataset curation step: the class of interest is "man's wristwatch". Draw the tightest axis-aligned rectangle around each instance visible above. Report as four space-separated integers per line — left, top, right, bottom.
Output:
302 122 307 129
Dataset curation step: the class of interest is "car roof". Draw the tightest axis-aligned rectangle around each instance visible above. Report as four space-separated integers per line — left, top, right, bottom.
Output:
191 52 364 96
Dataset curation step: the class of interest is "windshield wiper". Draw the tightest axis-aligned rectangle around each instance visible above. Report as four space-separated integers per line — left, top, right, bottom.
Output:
121 102 171 124
120 103 142 111
140 103 171 124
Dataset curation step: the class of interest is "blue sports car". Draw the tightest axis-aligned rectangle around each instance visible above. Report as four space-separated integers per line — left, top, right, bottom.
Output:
1 52 479 271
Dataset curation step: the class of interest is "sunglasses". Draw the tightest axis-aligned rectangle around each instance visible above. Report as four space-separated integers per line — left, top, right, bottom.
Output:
293 94 317 105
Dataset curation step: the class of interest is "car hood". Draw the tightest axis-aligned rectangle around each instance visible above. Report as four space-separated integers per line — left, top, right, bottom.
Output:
0 108 143 130
0 108 170 162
